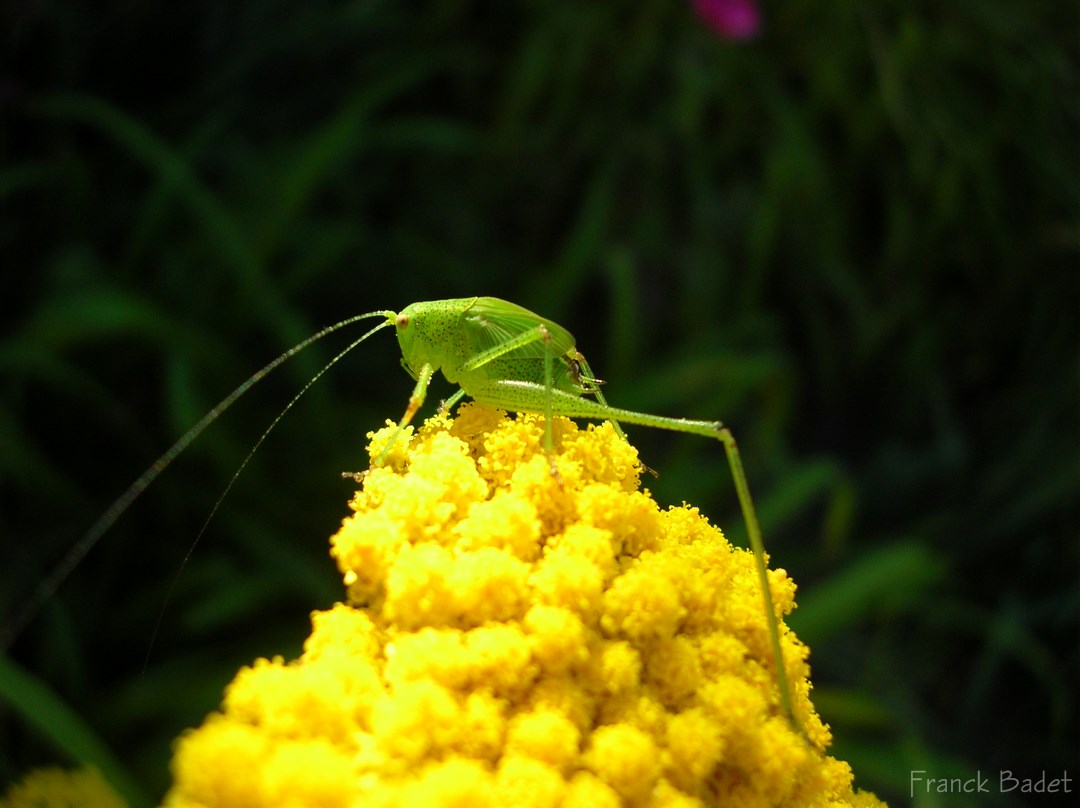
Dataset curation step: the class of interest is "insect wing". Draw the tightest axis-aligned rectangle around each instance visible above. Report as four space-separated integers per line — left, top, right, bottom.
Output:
463 298 576 359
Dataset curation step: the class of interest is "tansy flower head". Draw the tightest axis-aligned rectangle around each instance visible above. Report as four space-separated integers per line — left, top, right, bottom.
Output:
164 404 885 807
0 767 125 808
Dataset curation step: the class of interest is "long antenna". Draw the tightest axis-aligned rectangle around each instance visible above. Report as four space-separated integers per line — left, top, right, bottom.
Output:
1 310 394 653
142 317 394 666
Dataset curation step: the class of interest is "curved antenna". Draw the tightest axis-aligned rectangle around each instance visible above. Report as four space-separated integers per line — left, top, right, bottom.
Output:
143 316 394 665
1 310 395 653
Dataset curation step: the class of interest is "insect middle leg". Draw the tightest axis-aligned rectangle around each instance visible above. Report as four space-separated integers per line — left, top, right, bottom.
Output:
458 323 560 455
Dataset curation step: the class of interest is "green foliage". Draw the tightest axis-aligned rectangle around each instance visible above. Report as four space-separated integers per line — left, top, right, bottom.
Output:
1 1 1076 804
0 656 147 807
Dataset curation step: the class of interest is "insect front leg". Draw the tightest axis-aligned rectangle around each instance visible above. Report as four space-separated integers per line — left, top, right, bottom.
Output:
376 362 436 467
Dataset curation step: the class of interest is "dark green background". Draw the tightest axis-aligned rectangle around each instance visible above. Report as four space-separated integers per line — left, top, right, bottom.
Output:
1 1 1076 805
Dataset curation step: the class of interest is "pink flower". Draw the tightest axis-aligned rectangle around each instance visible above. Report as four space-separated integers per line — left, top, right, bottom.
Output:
692 0 762 40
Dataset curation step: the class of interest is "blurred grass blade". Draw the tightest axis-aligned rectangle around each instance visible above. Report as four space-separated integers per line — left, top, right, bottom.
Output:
603 247 642 381
30 94 256 287
21 289 176 348
527 163 616 316
755 458 844 536
258 61 453 262
0 655 149 807
791 541 947 645
29 93 305 345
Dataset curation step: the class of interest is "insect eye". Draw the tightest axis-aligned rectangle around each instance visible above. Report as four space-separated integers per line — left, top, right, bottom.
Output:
395 313 410 330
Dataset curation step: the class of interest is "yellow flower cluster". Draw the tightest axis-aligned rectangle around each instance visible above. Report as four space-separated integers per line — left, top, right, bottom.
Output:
0 767 125 808
164 404 885 808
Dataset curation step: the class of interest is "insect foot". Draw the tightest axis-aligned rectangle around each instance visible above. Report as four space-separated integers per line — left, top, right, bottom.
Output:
155 403 886 808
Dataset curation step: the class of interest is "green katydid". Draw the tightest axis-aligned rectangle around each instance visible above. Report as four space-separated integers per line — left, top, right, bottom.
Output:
3 296 799 735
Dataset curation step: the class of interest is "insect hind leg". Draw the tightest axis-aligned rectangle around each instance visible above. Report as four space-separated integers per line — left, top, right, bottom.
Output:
468 378 802 737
